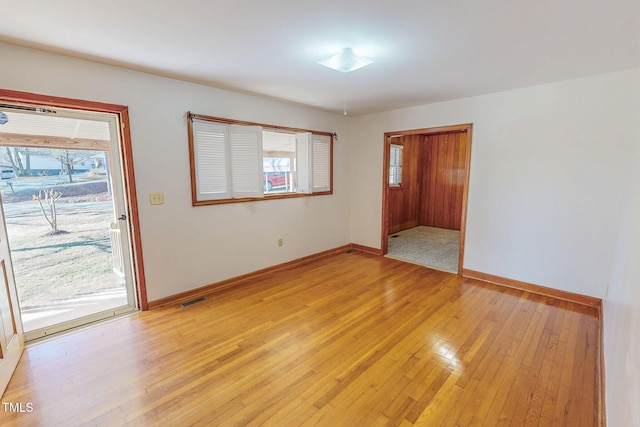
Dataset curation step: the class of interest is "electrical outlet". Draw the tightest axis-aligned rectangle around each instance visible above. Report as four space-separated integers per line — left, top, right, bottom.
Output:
149 192 164 205
278 238 283 247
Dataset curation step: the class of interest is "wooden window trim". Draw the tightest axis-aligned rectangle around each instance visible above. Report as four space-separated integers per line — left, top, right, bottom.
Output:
0 88 148 310
188 112 333 206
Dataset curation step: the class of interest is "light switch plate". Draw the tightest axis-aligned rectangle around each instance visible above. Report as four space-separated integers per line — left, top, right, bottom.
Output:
149 192 164 205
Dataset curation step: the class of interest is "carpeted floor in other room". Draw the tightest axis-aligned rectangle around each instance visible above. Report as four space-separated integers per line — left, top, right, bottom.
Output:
386 226 460 273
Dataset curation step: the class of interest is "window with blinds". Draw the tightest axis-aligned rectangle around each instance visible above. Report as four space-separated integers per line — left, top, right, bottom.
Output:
389 144 403 187
188 113 333 205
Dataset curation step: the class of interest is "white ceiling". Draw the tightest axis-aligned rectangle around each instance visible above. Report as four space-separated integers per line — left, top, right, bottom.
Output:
0 0 638 116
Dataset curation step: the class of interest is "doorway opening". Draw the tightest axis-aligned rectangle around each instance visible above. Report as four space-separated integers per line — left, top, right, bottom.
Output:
0 92 146 342
381 124 472 274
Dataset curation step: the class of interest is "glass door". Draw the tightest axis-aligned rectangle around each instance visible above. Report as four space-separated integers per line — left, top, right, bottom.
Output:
0 106 137 341
0 188 24 395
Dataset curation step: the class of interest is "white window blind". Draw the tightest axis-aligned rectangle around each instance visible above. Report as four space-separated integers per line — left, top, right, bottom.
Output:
389 144 403 187
312 134 331 193
192 119 263 201
189 113 333 204
229 125 264 198
192 120 231 201
295 132 312 194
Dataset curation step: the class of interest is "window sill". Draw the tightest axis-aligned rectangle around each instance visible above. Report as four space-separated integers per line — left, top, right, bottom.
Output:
192 190 333 206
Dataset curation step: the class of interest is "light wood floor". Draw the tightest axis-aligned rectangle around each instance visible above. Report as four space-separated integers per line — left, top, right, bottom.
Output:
1 251 600 426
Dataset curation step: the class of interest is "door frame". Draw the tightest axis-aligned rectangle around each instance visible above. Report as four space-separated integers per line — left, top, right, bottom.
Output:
381 123 473 274
0 190 24 395
0 88 148 310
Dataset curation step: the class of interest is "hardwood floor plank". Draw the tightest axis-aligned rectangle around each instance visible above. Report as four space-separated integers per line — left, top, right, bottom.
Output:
523 299 567 425
379 284 494 424
538 301 571 425
465 296 555 425
553 304 582 425
482 295 553 425
508 301 558 426
0 252 600 426
578 307 599 427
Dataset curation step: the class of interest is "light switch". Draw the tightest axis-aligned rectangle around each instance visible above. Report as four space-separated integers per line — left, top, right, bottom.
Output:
149 192 164 205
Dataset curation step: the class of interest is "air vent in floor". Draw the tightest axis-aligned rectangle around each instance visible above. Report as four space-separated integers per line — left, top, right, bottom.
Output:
181 297 207 308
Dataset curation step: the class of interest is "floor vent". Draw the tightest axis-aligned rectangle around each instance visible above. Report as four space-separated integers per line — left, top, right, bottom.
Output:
391 235 400 238
345 248 357 253
181 297 207 308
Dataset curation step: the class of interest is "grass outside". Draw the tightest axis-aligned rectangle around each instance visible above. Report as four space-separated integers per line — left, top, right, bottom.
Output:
3 176 124 308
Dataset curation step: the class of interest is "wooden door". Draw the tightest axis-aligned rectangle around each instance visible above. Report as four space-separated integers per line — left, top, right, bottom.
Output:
0 193 24 396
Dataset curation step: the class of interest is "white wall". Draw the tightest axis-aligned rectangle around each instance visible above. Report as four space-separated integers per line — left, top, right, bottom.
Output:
604 92 640 426
0 42 350 301
349 69 640 298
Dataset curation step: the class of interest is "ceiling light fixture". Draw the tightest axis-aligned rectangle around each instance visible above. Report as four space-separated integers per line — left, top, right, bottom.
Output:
318 47 373 73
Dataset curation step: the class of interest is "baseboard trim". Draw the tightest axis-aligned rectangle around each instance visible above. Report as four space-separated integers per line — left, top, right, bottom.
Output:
148 245 352 309
598 307 606 426
350 243 383 255
462 269 602 308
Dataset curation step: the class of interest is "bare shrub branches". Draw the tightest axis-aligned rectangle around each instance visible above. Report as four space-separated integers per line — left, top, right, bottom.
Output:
32 189 65 235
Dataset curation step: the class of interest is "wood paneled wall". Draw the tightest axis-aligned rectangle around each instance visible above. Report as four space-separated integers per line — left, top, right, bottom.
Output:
420 132 467 230
387 135 422 234
387 131 467 234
